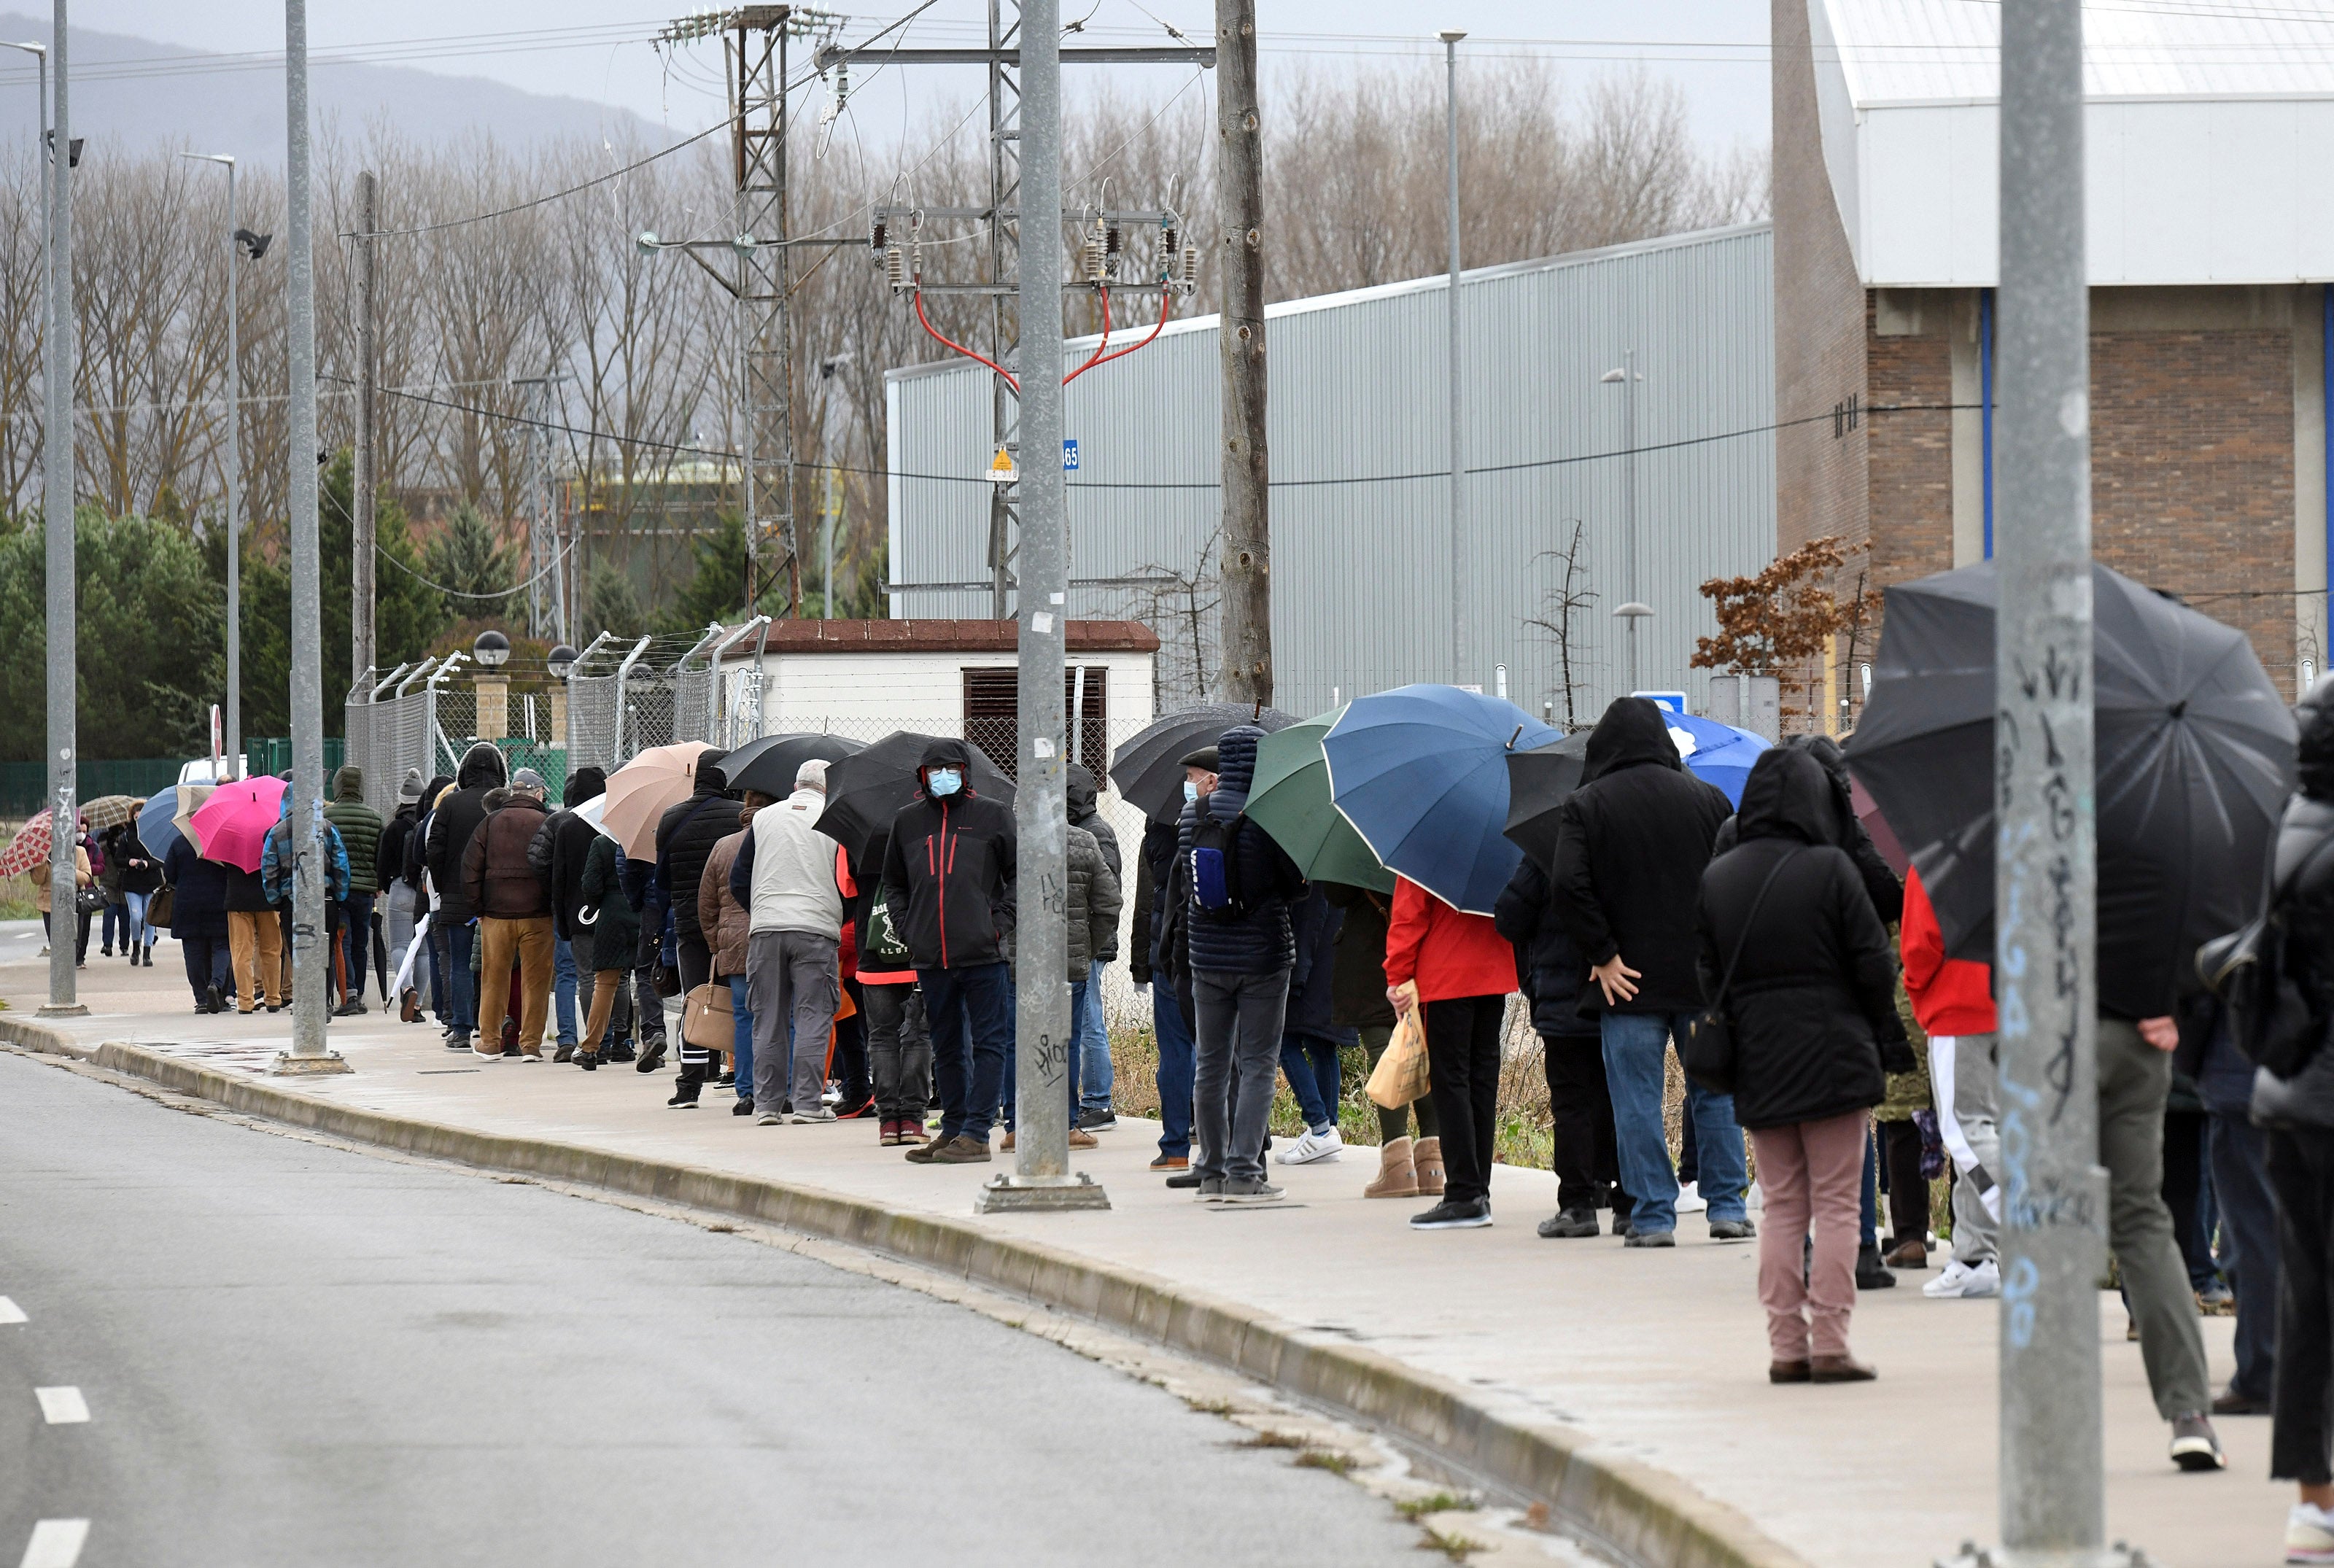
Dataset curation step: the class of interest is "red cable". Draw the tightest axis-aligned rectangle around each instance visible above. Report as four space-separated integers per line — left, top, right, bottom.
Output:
1068 287 1172 380
1063 285 1112 385
914 287 1018 392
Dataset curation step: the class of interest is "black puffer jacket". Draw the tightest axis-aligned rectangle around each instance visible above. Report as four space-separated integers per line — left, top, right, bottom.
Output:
1712 734 1901 925
1323 882 1397 1030
2249 686 2334 1128
1131 818 1178 985
1494 855 1601 1040
377 802 422 895
1180 725 1306 975
1282 886 1355 1046
424 742 508 921
575 834 642 975
880 737 1017 971
532 766 608 940
654 761 740 943
1552 697 1733 1016
1696 748 1897 1130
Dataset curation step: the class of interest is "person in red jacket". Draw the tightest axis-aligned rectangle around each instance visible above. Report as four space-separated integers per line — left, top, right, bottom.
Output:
1383 874 1520 1230
1900 866 2001 1299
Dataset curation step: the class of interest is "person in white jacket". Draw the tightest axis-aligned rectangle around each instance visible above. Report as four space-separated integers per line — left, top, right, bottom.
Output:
730 759 845 1126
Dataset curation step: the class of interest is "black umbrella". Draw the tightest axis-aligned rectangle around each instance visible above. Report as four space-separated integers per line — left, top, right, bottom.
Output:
813 731 1016 861
1500 731 1595 869
1844 560 2296 1019
722 731 868 799
1111 702 1300 821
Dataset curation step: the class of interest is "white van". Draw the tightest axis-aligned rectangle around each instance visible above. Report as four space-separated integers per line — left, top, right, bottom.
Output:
177 756 247 787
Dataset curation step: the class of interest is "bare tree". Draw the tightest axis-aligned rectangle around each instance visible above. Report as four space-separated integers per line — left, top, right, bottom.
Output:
1524 520 1597 729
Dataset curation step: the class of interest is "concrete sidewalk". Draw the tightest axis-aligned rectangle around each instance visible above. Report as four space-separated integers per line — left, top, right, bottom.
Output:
0 924 2280 1568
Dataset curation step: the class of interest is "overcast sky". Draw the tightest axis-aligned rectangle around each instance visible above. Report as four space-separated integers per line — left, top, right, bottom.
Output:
70 1 1770 155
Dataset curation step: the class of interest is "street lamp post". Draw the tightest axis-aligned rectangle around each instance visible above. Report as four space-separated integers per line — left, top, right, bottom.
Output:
1601 354 1644 693
180 152 266 781
1440 28 1466 689
29 9 78 1017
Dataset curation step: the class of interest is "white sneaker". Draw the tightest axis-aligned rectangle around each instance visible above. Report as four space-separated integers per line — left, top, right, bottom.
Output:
1924 1258 2000 1298
754 1112 783 1126
1276 1125 1344 1165
2287 1503 2334 1564
1675 1181 1709 1214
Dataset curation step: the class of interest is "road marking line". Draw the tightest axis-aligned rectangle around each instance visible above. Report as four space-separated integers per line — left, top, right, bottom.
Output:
0 1297 24 1324
34 1387 88 1424
18 1519 89 1568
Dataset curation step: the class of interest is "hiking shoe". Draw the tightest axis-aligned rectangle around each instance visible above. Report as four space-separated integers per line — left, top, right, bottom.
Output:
1923 1259 2000 1298
732 1095 756 1116
1709 1219 1757 1242
1149 1153 1190 1171
928 1134 991 1164
2170 1413 2227 1472
1069 1128 1098 1149
635 1041 666 1074
1810 1354 1878 1383
553 1042 575 1063
1220 1177 1287 1205
1276 1125 1344 1165
756 1112 783 1127
1411 1198 1492 1230
791 1107 838 1125
1624 1228 1676 1249
2287 1502 2334 1564
1537 1208 1600 1239
575 1051 600 1071
1193 1176 1226 1202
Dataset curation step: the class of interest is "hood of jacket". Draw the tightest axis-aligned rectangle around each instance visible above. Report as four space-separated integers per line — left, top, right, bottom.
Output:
1582 696 1680 784
457 742 507 791
1212 726 1263 817
333 765 365 802
916 737 975 792
691 762 730 799
2301 680 2334 801
564 766 607 808
1734 748 1839 846
421 775 453 810
1066 763 1100 823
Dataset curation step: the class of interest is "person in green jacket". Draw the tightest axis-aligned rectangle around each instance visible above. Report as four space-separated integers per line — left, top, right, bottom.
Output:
325 765 386 1015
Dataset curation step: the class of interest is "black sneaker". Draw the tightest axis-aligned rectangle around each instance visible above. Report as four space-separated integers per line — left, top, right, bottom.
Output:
1537 1208 1600 1239
1855 1244 1897 1290
1412 1198 1492 1230
606 1040 637 1063
1164 1170 1205 1189
204 984 224 1015
1074 1108 1117 1132
636 1041 666 1074
732 1095 756 1117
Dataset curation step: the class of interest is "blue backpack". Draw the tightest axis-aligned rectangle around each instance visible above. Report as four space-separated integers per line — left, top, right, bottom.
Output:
1188 806 1249 917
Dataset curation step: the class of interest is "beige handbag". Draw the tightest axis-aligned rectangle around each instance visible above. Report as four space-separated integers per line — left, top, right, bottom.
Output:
681 982 734 1051
1365 982 1432 1109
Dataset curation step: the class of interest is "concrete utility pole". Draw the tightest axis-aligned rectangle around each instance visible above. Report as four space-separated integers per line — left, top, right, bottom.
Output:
1214 0 1271 705
276 0 344 1074
980 0 1104 1214
1441 28 1466 690
352 168 376 685
39 0 78 1017
1993 0 2105 1556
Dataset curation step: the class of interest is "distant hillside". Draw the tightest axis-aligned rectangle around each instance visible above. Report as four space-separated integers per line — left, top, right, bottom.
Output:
0 12 672 160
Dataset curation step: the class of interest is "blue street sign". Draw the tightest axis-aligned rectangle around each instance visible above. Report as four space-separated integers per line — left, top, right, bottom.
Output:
1063 438 1079 470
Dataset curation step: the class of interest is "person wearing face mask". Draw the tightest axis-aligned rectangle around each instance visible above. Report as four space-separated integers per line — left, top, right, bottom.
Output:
882 738 1017 1164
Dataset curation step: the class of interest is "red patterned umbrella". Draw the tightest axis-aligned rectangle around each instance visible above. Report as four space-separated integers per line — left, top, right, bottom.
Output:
0 809 58 878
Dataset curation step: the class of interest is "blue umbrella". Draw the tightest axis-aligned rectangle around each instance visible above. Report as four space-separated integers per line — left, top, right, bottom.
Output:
136 785 182 859
1663 712 1770 806
1321 684 1559 914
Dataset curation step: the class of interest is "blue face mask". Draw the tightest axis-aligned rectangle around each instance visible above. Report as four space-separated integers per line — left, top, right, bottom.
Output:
1183 780 1200 804
928 768 963 798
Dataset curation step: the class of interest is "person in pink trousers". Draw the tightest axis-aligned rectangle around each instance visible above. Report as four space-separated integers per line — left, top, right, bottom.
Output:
1695 748 1903 1383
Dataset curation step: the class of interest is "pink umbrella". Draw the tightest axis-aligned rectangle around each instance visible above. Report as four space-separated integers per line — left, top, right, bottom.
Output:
189 776 288 873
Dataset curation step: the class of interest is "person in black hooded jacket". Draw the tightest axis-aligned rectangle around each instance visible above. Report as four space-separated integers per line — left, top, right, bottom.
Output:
1697 746 1897 1383
530 765 608 1056
653 754 739 995
883 737 1016 1164
1496 854 1623 1238
424 742 508 1045
1552 696 1744 1245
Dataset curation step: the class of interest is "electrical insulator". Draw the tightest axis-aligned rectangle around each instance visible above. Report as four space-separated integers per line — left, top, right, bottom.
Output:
1104 224 1122 256
1163 228 1179 255
871 220 887 252
1079 233 1104 283
885 241 905 292
1178 244 1198 294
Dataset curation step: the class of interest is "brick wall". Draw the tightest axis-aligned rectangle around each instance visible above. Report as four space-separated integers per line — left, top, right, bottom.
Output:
1866 307 1956 591
1771 0 1869 563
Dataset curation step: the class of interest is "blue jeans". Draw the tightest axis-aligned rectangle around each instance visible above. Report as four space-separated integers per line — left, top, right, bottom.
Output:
1860 1127 1880 1248
341 892 374 1000
1079 960 1112 1114
1280 1035 1341 1133
728 974 755 1099
922 961 1013 1144
1154 977 1195 1157
2209 1108 2279 1401
446 920 478 1034
125 890 155 951
1600 1010 1748 1233
554 936 579 1047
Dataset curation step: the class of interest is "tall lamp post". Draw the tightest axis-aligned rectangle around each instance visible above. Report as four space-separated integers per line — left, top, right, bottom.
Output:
28 8 77 1017
180 152 268 780
1601 353 1644 693
1440 28 1466 688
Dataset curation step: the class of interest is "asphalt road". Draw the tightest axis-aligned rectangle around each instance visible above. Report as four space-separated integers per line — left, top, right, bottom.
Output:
0 1049 1427 1568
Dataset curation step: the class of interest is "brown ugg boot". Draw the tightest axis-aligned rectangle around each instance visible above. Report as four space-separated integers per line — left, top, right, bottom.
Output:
1364 1136 1417 1198
1412 1136 1446 1196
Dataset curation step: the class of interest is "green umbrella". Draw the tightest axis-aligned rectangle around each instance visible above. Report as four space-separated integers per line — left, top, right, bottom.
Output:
1246 707 1396 894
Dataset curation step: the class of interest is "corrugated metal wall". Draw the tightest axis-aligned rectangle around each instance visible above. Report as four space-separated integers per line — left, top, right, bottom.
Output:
887 222 1775 722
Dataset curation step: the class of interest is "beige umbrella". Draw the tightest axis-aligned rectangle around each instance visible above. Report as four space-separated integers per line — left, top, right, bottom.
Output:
82 793 140 832
600 742 717 860
172 784 214 858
